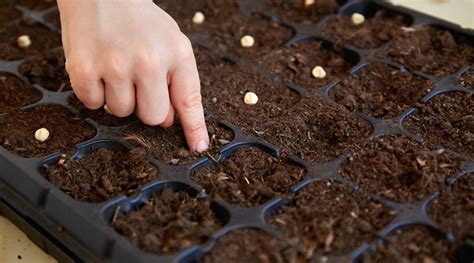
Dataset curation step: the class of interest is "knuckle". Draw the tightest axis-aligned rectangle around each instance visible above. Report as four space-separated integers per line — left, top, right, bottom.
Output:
66 62 95 82
104 55 127 80
76 90 103 110
140 113 167 126
174 35 193 61
180 90 203 111
136 53 160 75
108 104 133 118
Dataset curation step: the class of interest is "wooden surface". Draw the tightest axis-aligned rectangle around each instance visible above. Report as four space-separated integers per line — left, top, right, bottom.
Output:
0 1 472 262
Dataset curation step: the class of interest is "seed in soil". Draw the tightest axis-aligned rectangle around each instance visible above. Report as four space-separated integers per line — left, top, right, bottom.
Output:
259 40 355 91
0 22 61 60
240 35 255 48
312 65 327 79
363 226 452 262
259 96 372 162
112 188 222 255
351 13 365 25
0 105 96 158
265 0 344 24
243 91 258 105
70 96 136 127
0 73 42 113
320 9 409 49
44 147 158 203
269 181 394 258
19 49 71 92
17 35 31 48
202 229 303 263
340 136 463 203
403 92 473 157
34 128 50 142
387 26 474 77
192 11 205 24
103 104 112 115
330 62 433 119
428 175 474 243
192 147 306 208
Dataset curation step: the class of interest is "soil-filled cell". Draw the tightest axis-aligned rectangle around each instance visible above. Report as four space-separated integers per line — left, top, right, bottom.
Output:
363 227 452 263
259 40 355 90
331 62 432 119
265 0 345 23
404 92 473 157
112 188 222 255
19 49 71 92
202 229 303 263
0 22 61 60
340 136 463 203
387 27 474 77
270 181 394 258
320 10 408 50
44 147 158 203
70 96 136 127
459 70 473 89
260 97 372 162
0 105 96 158
193 147 306 207
428 175 474 242
0 3 21 24
0 73 42 113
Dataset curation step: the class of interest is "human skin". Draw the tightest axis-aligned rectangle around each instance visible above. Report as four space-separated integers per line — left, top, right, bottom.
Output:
57 0 209 152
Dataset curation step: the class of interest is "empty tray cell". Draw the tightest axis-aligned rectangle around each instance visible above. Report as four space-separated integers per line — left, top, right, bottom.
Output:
459 70 473 89
428 175 474 243
202 229 302 263
320 9 408 50
404 92 473 157
199 55 301 133
330 62 432 119
0 2 21 24
265 0 346 23
17 0 57 11
70 96 136 127
259 40 356 90
387 26 474 77
43 147 158 203
0 73 42 113
112 188 223 255
192 147 306 207
340 136 463 203
269 181 394 258
123 121 232 166
0 105 96 158
0 22 61 60
363 227 452 262
261 97 372 162
19 49 71 92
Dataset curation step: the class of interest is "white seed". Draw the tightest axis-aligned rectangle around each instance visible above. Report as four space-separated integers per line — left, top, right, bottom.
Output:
17 35 31 48
103 104 112 115
240 35 255 48
244 92 258 105
304 0 315 7
34 128 50 142
312 66 327 79
192 11 205 24
351 13 365 25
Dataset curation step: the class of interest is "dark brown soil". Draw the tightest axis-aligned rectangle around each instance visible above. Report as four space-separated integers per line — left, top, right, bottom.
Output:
404 92 473 157
112 188 222 255
459 70 473 89
387 26 474 77
259 40 355 90
0 2 21 24
363 227 452 263
123 120 233 166
70 96 136 127
270 181 394 258
259 96 372 162
19 49 71 92
331 62 433 119
44 10 60 29
0 22 61 60
203 229 303 263
265 0 345 23
0 105 96 158
340 136 463 203
193 147 306 207
0 73 42 113
320 10 408 50
44 148 158 203
17 0 56 11
428 175 474 242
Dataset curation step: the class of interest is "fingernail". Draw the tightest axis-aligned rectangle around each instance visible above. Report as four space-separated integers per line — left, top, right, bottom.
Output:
195 140 209 153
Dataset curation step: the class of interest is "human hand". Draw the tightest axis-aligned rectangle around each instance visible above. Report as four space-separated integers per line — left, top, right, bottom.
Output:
57 0 209 152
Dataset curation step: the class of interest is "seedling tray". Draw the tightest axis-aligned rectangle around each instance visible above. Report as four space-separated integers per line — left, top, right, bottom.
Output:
0 0 473 262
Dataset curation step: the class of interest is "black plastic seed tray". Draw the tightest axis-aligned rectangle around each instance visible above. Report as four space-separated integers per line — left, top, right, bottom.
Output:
0 0 473 262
